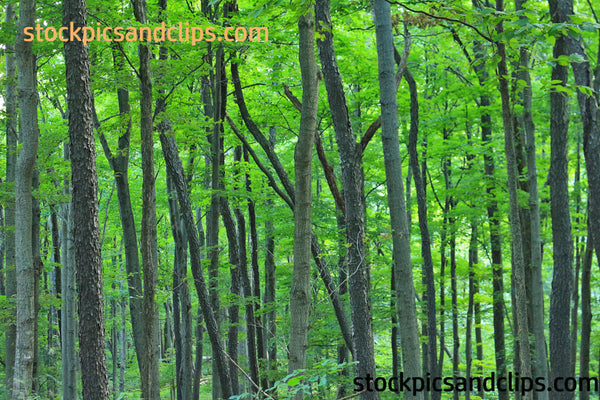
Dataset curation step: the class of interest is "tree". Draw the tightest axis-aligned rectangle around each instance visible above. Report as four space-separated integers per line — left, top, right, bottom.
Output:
288 7 319 400
4 1 18 397
12 0 39 395
63 0 109 397
372 1 421 399
548 1 574 398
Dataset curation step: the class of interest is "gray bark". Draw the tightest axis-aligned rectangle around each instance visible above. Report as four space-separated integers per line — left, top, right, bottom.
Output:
166 176 194 400
288 10 319 400
514 2 549 395
495 2 533 396
12 0 39 395
61 156 77 400
130 0 161 396
4 1 17 397
548 1 575 398
159 133 233 399
315 2 379 398
371 1 421 399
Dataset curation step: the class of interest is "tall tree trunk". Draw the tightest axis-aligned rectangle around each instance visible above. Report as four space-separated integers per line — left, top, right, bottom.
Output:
166 175 194 400
315 2 379 399
63 0 109 396
30 170 42 394
372 1 421 398
12 0 39 394
130 0 161 396
244 146 266 391
220 202 241 395
288 9 319 400
61 157 77 400
234 147 259 392
580 235 593 400
4 1 18 397
471 25 508 399
160 133 233 399
96 43 146 395
548 1 574 398
404 68 440 396
514 1 549 394
495 2 533 396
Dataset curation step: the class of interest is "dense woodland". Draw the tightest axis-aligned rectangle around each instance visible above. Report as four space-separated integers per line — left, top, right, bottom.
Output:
1 0 600 398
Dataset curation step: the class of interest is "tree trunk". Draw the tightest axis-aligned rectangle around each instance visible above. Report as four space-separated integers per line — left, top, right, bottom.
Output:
96 43 146 395
372 1 421 398
4 1 18 397
220 202 241 395
63 0 110 396
471 25 508 400
288 10 319 400
160 133 233 399
61 158 77 400
495 2 533 396
580 235 593 400
514 1 549 394
548 1 575 398
12 0 39 394
315 2 380 398
404 68 440 395
130 0 161 396
166 175 194 400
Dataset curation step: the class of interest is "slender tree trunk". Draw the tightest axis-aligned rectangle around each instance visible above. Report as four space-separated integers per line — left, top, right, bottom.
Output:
234 147 260 392
4 2 18 397
61 160 77 400
12 0 39 394
471 27 508 399
244 146 266 391
372 1 421 398
96 44 146 394
495 2 533 396
404 68 440 395
31 171 42 394
130 0 161 396
288 10 319 400
580 235 593 400
315 3 380 399
166 175 194 400
514 1 549 394
220 202 241 395
548 1 574 398
63 0 109 396
160 133 233 399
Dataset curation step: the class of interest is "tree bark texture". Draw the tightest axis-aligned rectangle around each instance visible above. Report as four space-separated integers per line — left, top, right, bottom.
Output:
548 1 575 398
13 0 39 395
372 1 421 399
63 0 110 396
288 10 319 400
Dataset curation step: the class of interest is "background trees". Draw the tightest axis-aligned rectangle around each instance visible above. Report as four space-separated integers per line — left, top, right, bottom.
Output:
0 0 600 399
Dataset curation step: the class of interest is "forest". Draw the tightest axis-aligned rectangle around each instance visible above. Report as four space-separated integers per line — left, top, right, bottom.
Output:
1 0 600 399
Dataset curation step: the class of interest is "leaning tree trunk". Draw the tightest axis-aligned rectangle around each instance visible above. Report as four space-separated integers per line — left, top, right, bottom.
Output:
288 9 319 400
63 0 110 397
12 0 39 395
160 133 233 399
372 1 421 399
